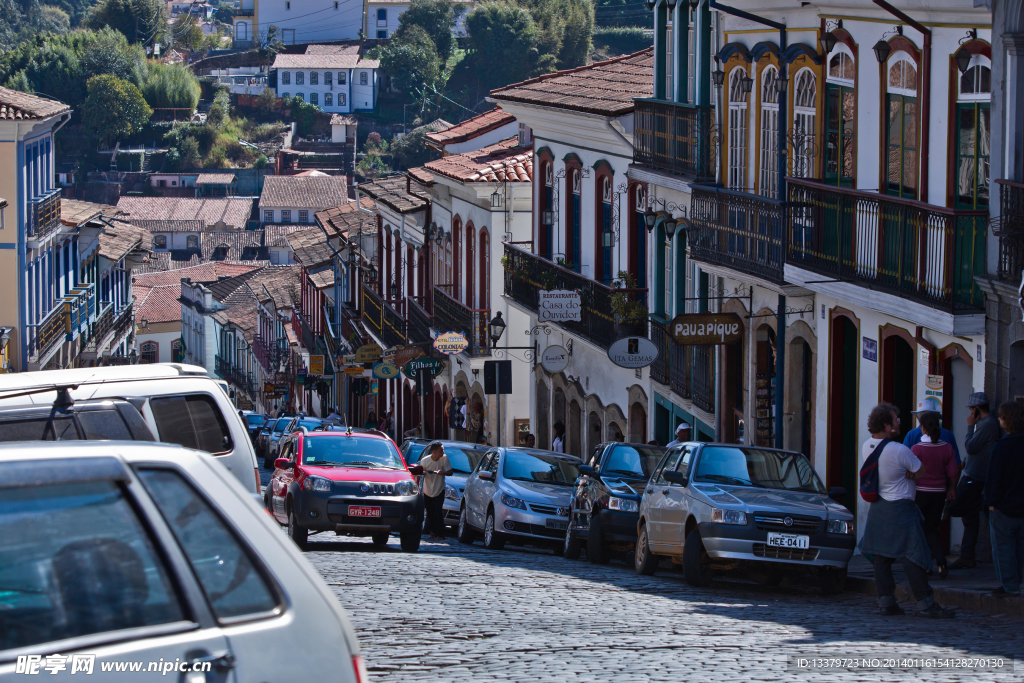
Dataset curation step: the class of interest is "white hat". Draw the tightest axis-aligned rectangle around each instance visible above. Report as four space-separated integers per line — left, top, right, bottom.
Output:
676 422 692 433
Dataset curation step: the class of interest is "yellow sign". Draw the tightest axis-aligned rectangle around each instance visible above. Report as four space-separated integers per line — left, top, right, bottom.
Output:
434 331 469 355
354 343 382 363
372 362 401 379
344 366 366 375
310 355 324 375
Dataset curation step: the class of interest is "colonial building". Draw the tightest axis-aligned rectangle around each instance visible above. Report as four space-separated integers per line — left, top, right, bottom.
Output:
271 45 381 114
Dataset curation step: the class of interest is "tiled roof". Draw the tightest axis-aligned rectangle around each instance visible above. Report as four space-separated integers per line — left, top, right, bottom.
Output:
133 261 265 295
315 198 376 239
358 175 428 214
132 219 206 233
213 285 260 343
61 199 121 227
285 228 332 268
424 107 515 146
136 285 183 324
489 48 654 117
134 251 201 274
195 173 237 185
208 268 263 303
264 223 313 247
413 118 453 135
272 53 380 70
248 265 302 309
259 175 350 210
202 230 265 262
0 86 70 120
424 137 532 183
407 167 434 186
98 221 152 262
330 114 358 126
116 197 254 228
309 267 335 291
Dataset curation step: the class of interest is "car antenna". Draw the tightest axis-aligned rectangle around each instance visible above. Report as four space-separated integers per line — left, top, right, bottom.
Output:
346 425 353 435
41 385 77 441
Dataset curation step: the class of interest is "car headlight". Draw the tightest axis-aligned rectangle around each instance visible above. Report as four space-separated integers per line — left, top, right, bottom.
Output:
395 479 417 496
710 507 747 525
827 518 855 535
302 475 332 492
445 483 461 501
500 491 526 510
607 497 638 513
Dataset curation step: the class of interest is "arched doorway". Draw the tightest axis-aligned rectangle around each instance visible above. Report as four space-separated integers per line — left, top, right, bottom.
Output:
607 421 623 442
629 402 646 443
881 330 915 435
754 324 777 447
828 313 859 512
1009 340 1024 401
785 336 814 456
536 379 550 450
588 410 603 458
568 399 581 458
552 387 566 446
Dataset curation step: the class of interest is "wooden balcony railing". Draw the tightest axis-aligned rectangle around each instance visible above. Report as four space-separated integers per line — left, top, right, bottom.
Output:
788 178 987 311
28 188 62 240
361 284 405 348
407 296 433 345
433 287 489 357
633 99 717 182
995 179 1024 280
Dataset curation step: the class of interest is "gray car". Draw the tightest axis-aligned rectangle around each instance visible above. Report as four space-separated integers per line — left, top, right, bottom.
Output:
458 447 582 552
636 443 855 593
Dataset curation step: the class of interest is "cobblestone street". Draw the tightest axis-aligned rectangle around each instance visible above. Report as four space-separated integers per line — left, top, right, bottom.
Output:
304 535 1024 682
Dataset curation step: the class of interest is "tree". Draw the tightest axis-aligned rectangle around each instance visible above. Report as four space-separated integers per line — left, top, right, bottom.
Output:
77 27 148 86
142 62 200 110
391 128 437 170
35 6 71 35
81 73 152 145
375 25 442 96
84 0 168 45
392 0 461 61
556 0 593 68
465 3 541 91
256 87 277 114
178 136 201 167
257 24 284 70
171 14 203 50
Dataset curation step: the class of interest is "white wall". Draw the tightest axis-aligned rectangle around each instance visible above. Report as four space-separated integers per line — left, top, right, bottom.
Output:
442 122 519 156
276 67 377 112
256 0 362 44
138 329 181 363
260 207 321 224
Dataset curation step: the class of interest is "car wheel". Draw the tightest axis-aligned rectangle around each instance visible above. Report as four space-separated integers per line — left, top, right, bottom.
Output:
564 524 582 560
683 528 713 587
634 523 658 576
818 566 847 595
587 513 610 565
288 509 308 550
761 569 784 586
399 530 421 553
483 509 505 550
457 506 475 545
371 532 390 547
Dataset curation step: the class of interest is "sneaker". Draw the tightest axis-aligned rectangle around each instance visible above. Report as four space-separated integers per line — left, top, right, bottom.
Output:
915 604 955 618
879 604 905 616
949 557 977 570
992 587 1021 598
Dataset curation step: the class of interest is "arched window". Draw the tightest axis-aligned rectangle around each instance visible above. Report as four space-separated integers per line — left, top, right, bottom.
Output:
310 93 318 105
886 52 919 198
140 341 158 364
282 71 291 85
956 54 991 208
466 223 475 308
296 71 304 85
479 228 489 309
758 66 780 198
186 235 198 250
171 339 183 363
325 71 333 86
566 167 581 272
393 234 402 300
539 160 553 261
728 68 749 191
235 22 248 40
310 72 318 85
791 68 817 179
452 217 461 300
596 175 613 284
825 44 855 187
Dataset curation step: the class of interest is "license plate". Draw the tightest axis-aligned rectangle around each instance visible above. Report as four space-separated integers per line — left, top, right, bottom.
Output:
348 505 382 518
545 518 568 530
767 532 809 549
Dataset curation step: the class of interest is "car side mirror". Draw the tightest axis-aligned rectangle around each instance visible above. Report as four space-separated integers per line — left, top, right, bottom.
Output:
828 486 846 502
663 470 687 486
578 464 596 477
274 458 293 470
479 470 495 481
408 464 424 476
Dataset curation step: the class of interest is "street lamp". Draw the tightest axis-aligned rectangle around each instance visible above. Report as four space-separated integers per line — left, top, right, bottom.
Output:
643 210 658 232
712 61 725 87
602 225 614 248
873 39 892 64
368 264 378 283
955 47 973 74
739 72 754 94
491 188 503 208
775 74 788 96
820 31 837 55
488 311 506 347
664 216 678 239
390 281 399 299
542 209 553 226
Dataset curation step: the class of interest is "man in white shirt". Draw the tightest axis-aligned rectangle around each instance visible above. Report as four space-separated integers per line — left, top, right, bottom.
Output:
552 422 565 453
419 441 453 540
859 403 953 619
666 422 692 448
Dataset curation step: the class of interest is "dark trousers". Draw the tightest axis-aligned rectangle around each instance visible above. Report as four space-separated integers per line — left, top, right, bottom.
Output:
872 554 935 609
916 491 948 568
990 509 1024 593
425 493 445 537
948 477 985 560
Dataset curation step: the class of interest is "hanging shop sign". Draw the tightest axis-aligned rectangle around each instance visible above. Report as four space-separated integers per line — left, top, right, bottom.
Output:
372 362 402 380
382 346 399 363
668 313 743 345
394 345 426 368
354 343 383 363
607 337 659 369
403 356 446 379
540 345 569 374
538 290 582 322
433 331 469 355
310 355 325 375
344 366 366 375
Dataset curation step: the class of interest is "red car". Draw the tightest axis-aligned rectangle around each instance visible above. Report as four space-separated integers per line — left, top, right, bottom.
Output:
267 428 425 552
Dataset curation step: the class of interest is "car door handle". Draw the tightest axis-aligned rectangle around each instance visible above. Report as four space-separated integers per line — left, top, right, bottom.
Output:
661 489 669 495
647 488 653 494
186 650 235 672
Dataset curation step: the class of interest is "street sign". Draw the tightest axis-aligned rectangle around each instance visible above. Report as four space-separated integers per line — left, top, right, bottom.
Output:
538 290 581 322
403 356 445 379
343 354 356 365
372 362 401 379
343 366 366 375
433 332 468 355
264 383 276 394
540 345 569 373
297 371 306 385
394 345 425 368
275 383 288 393
382 346 399 363
668 313 743 345
354 343 383 363
310 355 324 374
607 336 659 369
371 380 378 395
484 360 512 395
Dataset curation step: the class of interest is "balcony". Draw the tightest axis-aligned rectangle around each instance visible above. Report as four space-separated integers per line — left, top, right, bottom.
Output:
649 318 714 412
633 99 716 182
218 355 256 396
28 304 66 365
433 287 489 357
688 186 787 284
233 8 254 15
361 284 406 349
109 304 134 346
788 179 987 311
28 188 62 240
503 243 647 350
995 179 1024 280
407 296 432 345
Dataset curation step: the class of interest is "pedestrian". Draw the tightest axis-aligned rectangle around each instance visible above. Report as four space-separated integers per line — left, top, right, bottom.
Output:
903 396 962 467
363 410 377 430
552 422 565 453
525 433 536 448
647 439 661 446
910 411 958 579
948 392 1000 570
419 441 453 541
984 401 1024 597
859 403 954 618
327 406 341 421
666 422 692 448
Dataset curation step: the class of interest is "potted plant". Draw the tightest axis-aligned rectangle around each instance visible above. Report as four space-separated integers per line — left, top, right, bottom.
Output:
610 271 648 335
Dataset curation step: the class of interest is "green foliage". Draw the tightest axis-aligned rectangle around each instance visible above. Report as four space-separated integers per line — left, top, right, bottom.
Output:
393 0 461 60
391 128 437 171
171 14 203 50
0 0 79 51
374 25 442 96
288 95 320 136
593 0 650 27
178 135 201 167
36 6 71 34
81 73 152 145
142 62 200 110
5 70 32 91
256 87 277 114
592 25 651 53
84 0 167 45
253 153 269 169
464 3 542 92
357 132 391 180
519 0 593 69
207 88 230 126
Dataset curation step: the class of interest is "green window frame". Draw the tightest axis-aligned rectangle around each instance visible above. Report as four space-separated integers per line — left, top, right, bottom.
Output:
885 93 919 198
824 83 855 188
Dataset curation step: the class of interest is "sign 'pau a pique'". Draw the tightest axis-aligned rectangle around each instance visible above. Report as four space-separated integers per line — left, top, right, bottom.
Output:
669 313 744 345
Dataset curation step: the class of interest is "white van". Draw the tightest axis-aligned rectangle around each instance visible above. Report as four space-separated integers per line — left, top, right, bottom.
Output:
0 364 261 493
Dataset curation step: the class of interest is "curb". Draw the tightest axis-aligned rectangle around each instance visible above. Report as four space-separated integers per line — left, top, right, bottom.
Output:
847 575 1024 617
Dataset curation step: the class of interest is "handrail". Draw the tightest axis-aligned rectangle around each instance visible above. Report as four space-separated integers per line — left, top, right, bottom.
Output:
788 178 987 218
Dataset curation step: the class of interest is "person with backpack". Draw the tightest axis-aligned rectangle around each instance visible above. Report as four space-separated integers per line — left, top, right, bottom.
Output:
910 411 959 579
859 403 954 618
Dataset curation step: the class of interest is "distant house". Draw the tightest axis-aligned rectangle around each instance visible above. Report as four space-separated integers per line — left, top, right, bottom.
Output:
259 175 349 227
423 107 519 156
271 44 381 113
364 0 474 39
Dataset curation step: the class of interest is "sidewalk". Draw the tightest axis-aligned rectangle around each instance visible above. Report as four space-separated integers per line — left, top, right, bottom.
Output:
847 554 1023 617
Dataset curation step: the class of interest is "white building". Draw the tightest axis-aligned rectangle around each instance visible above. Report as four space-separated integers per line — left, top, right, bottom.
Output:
259 174 350 225
272 46 381 113
232 0 364 48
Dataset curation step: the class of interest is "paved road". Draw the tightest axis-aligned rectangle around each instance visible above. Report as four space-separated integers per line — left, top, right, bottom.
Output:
303 533 1024 682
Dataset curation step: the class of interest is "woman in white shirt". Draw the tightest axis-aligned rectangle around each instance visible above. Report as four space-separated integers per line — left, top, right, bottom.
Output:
552 421 565 453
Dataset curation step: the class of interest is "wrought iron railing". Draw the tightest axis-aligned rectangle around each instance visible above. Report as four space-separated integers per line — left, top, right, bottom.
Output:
407 296 433 345
503 243 648 350
670 343 691 401
788 178 987 311
633 99 717 182
361 284 405 348
689 185 787 284
995 179 1024 280
28 188 62 239
433 287 489 357
691 345 714 413
215 354 231 379
110 304 134 345
649 318 670 386
88 302 115 351
253 335 275 372
233 7 254 15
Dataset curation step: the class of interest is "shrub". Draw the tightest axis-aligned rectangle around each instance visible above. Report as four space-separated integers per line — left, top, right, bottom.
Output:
142 62 201 110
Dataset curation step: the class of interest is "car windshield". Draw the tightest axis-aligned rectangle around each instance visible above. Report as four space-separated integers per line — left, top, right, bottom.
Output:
302 436 405 469
405 443 427 462
272 419 289 433
601 445 664 478
439 446 486 474
246 415 265 426
693 446 825 493
502 451 579 486
297 420 321 431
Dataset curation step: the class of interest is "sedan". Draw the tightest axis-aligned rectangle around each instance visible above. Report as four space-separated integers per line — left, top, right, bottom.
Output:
635 443 855 593
458 447 581 552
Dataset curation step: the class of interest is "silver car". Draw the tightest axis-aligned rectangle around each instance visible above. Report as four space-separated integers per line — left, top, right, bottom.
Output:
636 443 856 593
458 447 582 552
401 439 489 529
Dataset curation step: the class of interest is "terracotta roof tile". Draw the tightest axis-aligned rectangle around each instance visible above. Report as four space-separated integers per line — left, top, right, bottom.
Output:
247 265 302 309
133 261 265 300
98 221 152 261
490 48 654 117
61 199 121 227
273 50 380 69
264 223 313 247
285 228 332 267
259 175 349 210
315 198 376 239
195 173 237 185
407 167 434 185
358 175 428 214
424 137 532 183
116 197 254 229
424 107 516 146
136 285 183 324
330 114 358 126
309 268 334 291
413 118 453 135
202 230 265 261
132 219 206 233
0 86 70 120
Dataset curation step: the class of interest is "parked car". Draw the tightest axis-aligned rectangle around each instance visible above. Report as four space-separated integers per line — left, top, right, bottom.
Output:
564 442 666 563
0 441 368 682
256 418 284 460
400 439 489 529
635 443 855 593
458 447 582 552
0 397 155 442
267 429 425 552
274 418 327 465
0 364 261 493
243 412 267 442
264 416 295 468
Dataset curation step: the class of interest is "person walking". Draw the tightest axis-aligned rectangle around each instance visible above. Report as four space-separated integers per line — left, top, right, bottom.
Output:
524 433 536 448
363 410 377 430
949 392 1000 569
552 422 565 453
910 412 959 579
419 441 453 541
903 397 961 467
859 403 954 618
666 422 692 448
985 401 1024 597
